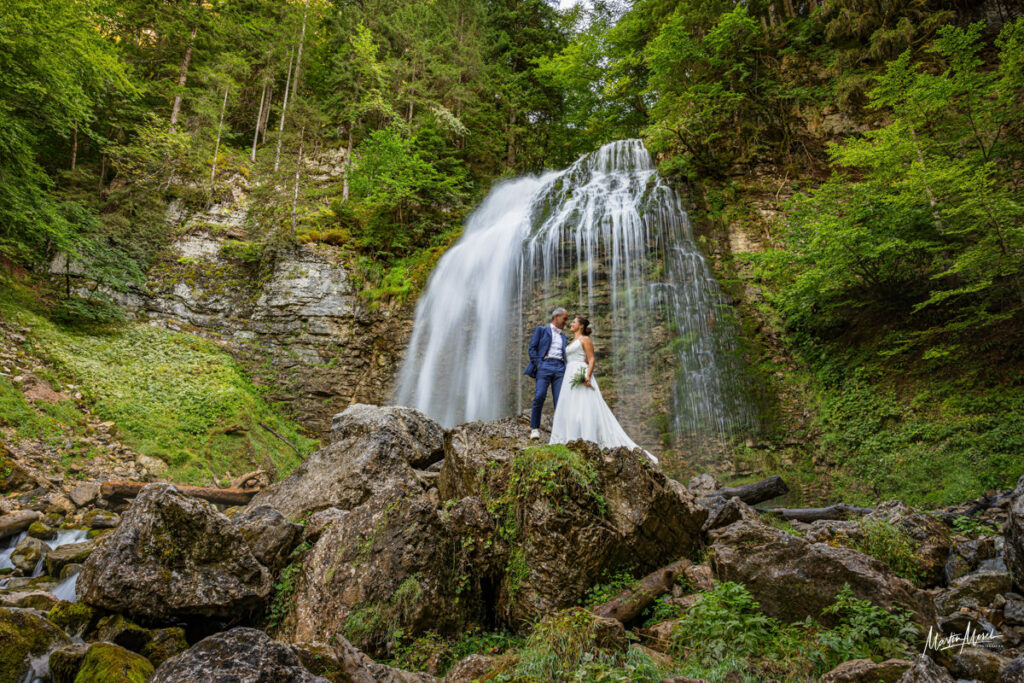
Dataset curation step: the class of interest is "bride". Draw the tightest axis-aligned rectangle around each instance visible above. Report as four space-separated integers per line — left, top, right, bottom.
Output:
549 316 659 465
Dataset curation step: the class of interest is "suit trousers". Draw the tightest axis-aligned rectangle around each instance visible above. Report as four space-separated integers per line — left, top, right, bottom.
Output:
531 358 566 429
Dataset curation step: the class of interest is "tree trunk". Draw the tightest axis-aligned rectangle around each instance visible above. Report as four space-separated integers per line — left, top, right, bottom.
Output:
507 108 516 168
591 559 692 624
291 0 310 102
70 122 78 171
169 25 198 132
342 124 354 201
291 126 306 238
760 504 875 523
210 86 229 187
251 80 268 163
707 475 789 506
274 46 295 173
100 481 260 506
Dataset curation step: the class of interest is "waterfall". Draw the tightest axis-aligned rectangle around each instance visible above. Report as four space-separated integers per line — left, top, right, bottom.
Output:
394 139 756 457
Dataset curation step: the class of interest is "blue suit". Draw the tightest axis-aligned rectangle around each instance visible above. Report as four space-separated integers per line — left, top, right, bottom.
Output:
524 325 568 429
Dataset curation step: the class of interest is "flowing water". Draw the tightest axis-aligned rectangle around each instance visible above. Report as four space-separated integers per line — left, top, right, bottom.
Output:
395 139 757 458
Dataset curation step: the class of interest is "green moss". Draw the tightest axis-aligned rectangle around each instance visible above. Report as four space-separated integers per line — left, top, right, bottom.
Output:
0 608 71 682
48 601 97 636
28 520 57 540
140 627 188 668
73 643 153 683
0 288 318 484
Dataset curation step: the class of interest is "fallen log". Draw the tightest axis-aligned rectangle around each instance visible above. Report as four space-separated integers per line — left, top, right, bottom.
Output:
591 559 691 624
100 481 260 506
709 475 789 505
758 503 874 523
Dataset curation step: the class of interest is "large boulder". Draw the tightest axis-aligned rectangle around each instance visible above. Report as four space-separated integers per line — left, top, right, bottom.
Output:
78 483 272 622
802 501 951 587
708 517 937 629
0 607 71 683
277 486 471 655
233 504 303 571
249 404 441 520
439 421 706 629
897 654 955 682
1004 475 1024 591
151 627 328 682
72 642 154 683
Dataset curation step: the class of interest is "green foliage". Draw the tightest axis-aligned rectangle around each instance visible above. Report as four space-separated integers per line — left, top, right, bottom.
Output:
0 290 316 484
813 584 920 671
951 515 999 537
581 568 638 609
498 607 663 683
388 627 523 676
266 541 311 632
847 518 924 586
666 581 918 682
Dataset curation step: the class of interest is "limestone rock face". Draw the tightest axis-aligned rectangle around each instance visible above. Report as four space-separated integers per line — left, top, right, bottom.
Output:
439 420 707 629
151 627 329 683
278 486 468 654
934 570 1013 615
1004 475 1024 591
249 404 439 520
708 517 937 629
78 483 272 622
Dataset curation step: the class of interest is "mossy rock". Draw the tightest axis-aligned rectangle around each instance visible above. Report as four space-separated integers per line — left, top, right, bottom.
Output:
95 614 153 653
28 520 57 540
87 528 112 540
140 627 188 668
50 643 89 683
0 607 72 682
73 643 154 683
48 601 98 637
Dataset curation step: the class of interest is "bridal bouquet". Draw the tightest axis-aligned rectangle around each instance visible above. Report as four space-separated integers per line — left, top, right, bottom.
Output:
569 366 589 389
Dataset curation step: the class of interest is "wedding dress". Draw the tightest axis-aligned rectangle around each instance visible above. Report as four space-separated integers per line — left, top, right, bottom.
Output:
549 338 659 465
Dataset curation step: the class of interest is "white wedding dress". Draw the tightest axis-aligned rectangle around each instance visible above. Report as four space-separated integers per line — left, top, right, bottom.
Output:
550 338 659 465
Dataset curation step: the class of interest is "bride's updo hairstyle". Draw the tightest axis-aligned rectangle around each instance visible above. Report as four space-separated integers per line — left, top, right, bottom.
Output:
576 316 592 336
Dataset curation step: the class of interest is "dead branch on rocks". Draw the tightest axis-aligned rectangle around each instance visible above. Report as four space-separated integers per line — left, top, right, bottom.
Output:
758 503 875 523
100 481 261 506
709 475 789 505
591 559 692 624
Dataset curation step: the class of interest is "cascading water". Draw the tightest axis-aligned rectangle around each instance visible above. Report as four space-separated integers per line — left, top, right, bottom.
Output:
395 139 757 458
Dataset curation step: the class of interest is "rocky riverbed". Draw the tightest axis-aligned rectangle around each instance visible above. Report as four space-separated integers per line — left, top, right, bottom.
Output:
2 404 1023 682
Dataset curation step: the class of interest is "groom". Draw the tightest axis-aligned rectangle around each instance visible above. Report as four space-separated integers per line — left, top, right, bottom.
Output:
523 307 569 440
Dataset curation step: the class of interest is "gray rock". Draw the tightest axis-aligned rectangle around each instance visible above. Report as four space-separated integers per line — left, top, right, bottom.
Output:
821 658 913 683
233 505 302 571
44 540 95 577
1000 655 1024 682
935 570 1013 615
151 627 329 683
0 510 42 540
440 420 707 630
69 483 100 508
249 404 440 520
948 646 1010 682
709 517 937 630
277 486 469 654
78 483 271 621
10 536 47 573
897 654 955 682
1004 475 1024 592
445 654 500 683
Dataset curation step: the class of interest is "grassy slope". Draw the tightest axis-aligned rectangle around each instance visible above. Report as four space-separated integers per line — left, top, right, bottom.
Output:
0 274 317 485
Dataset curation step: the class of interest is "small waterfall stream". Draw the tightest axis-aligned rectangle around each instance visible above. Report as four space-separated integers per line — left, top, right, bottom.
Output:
395 140 756 457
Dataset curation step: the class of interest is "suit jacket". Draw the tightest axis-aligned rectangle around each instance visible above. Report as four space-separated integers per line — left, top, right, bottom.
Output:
523 325 567 378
